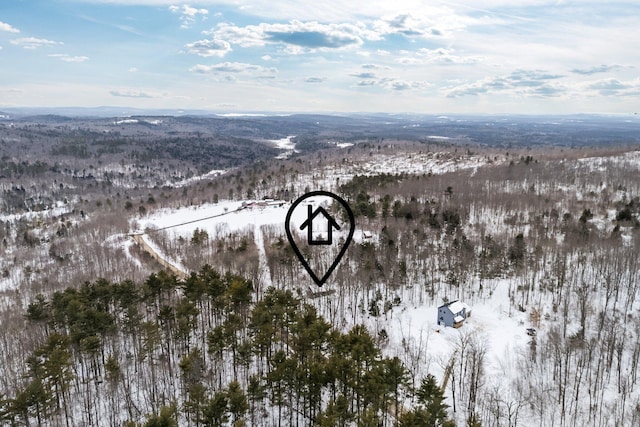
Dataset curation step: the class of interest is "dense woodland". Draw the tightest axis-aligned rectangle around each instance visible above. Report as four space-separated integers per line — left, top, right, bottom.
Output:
0 267 453 426
1 115 640 426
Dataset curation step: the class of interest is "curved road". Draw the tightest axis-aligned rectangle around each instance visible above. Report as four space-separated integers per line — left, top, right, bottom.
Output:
131 233 188 280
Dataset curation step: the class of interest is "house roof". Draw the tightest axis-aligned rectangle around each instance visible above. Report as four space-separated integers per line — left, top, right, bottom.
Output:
447 301 466 314
454 315 465 323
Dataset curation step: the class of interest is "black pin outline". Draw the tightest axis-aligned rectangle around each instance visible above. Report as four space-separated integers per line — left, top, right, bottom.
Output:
285 191 355 287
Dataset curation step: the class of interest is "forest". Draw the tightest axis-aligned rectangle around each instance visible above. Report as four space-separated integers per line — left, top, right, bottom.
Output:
4 267 453 426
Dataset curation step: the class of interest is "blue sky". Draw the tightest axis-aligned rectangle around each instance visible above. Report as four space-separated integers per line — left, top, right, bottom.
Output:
1 0 639 114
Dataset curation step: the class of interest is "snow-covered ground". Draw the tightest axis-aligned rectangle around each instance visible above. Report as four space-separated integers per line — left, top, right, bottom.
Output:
387 279 533 380
0 201 71 223
0 267 24 292
113 148 640 425
112 118 163 125
134 197 366 278
329 141 354 148
268 135 297 159
130 195 540 423
577 150 640 172
137 197 364 243
296 152 502 192
163 169 227 188
137 200 287 238
336 152 493 176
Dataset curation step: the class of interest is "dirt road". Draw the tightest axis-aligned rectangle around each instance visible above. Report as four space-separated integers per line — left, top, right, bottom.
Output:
131 233 188 280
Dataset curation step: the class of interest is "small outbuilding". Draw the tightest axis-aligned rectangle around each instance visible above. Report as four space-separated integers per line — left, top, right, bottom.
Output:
437 300 471 328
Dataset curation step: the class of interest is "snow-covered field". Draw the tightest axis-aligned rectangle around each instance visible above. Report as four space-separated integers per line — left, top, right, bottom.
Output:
138 200 288 238
268 135 297 159
137 197 364 242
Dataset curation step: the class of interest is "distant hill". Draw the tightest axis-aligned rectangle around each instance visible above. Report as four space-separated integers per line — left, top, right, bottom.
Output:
3 108 640 147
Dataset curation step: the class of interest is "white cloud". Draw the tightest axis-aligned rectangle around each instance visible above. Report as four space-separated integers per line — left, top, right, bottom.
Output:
571 64 623 75
169 4 208 29
390 80 412 91
129 67 139 72
209 23 265 48
84 0 515 23
350 71 430 92
49 54 89 63
398 48 483 65
11 37 63 49
0 21 20 33
208 20 371 51
361 63 390 70
1 87 23 94
582 78 640 97
372 10 474 40
7 1 640 114
445 70 567 98
347 63 431 92
416 48 484 64
190 62 277 75
185 39 231 57
110 89 154 98
350 72 377 79
389 79 430 91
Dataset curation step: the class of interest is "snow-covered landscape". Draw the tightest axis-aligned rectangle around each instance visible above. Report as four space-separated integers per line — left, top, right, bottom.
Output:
131 206 544 427
4 0 640 423
111 144 640 426
133 196 535 395
1 112 640 426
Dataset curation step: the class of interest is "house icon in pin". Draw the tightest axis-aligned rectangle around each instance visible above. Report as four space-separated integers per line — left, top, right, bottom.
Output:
300 205 341 245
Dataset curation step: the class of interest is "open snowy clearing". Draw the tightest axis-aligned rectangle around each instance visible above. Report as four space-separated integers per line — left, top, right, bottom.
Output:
135 198 365 243
385 280 535 383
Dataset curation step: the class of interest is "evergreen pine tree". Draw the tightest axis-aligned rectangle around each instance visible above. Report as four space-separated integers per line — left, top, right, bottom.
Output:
396 374 455 427
143 404 178 427
202 392 228 427
227 381 248 425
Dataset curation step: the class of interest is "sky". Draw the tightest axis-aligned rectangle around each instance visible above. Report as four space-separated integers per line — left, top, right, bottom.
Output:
0 0 639 114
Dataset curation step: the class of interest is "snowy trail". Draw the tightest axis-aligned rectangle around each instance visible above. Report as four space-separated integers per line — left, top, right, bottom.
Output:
131 234 189 279
253 224 273 291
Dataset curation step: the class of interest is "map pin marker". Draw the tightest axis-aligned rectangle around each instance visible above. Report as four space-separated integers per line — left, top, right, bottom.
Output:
285 191 355 287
